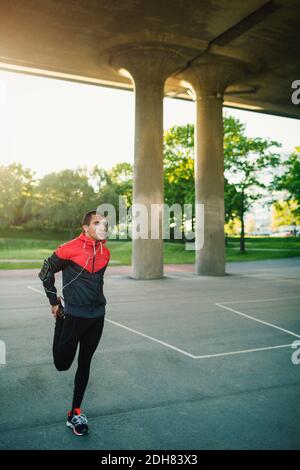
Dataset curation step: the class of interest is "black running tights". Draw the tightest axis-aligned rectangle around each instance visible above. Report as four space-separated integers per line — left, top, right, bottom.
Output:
52 314 105 410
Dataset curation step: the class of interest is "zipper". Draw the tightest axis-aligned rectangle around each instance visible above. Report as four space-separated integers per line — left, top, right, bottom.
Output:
92 242 96 274
92 240 102 275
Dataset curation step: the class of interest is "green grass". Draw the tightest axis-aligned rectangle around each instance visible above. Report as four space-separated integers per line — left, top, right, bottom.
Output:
229 236 300 249
0 226 72 241
0 233 300 269
225 236 300 261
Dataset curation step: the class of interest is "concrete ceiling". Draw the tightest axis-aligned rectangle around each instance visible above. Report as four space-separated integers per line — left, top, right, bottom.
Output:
0 0 299 118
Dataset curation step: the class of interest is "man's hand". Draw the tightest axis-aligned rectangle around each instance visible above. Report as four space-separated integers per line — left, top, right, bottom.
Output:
51 304 60 317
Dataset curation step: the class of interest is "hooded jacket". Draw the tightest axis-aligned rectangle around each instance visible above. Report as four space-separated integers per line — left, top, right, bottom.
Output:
40 232 110 318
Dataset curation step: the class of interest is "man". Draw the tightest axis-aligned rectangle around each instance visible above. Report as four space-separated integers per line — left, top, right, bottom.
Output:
38 210 110 436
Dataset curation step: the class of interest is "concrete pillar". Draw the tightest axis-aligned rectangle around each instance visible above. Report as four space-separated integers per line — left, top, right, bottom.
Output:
183 56 246 275
110 45 186 279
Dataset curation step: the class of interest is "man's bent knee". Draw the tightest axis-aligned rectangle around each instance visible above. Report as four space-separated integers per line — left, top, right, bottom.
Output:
53 357 73 371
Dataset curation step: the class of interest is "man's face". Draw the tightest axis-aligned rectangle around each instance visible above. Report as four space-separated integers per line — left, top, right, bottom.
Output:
83 214 108 241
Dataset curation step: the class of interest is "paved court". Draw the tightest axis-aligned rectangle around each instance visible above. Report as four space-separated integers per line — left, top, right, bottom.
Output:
0 257 300 450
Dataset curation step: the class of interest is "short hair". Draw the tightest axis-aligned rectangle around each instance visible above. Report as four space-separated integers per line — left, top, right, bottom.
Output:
82 210 107 226
82 210 96 226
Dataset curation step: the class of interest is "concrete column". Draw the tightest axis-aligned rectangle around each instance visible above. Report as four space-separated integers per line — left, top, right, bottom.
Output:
110 46 186 279
183 56 246 276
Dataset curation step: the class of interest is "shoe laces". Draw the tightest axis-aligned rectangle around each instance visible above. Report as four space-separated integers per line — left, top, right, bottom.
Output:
71 412 88 426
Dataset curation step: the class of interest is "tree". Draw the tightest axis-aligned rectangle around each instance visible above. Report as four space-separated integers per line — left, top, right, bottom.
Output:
164 124 194 207
223 114 281 252
271 200 300 233
107 162 133 207
272 152 300 218
163 118 281 251
34 168 95 234
0 163 35 226
91 163 133 227
163 125 195 239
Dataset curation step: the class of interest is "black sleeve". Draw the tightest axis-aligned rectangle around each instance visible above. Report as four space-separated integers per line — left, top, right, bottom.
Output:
38 253 68 306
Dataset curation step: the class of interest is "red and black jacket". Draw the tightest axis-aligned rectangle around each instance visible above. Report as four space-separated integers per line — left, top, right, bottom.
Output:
40 232 110 318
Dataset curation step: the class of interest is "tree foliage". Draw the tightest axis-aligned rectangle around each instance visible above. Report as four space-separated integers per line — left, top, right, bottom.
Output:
163 115 281 251
272 152 300 218
0 163 35 226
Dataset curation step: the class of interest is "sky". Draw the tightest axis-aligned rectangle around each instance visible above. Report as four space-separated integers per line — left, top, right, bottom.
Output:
0 69 299 178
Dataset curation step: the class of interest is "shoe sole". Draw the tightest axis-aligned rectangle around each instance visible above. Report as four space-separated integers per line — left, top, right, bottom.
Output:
66 420 89 436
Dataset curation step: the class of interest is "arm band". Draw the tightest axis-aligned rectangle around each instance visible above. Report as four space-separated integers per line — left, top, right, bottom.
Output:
38 259 50 281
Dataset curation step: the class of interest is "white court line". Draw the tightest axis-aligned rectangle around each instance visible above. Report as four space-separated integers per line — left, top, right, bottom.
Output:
192 343 293 359
105 319 293 360
215 303 300 339
27 285 297 360
105 319 196 359
28 286 45 295
27 286 196 359
219 296 300 305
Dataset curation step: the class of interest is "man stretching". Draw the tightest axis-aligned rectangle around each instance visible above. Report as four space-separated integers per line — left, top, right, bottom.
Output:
38 210 110 436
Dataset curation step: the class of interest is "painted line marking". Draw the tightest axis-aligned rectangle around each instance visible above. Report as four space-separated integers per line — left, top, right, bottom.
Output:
192 343 293 359
27 286 45 295
218 296 300 305
27 286 298 359
215 302 300 339
105 318 195 358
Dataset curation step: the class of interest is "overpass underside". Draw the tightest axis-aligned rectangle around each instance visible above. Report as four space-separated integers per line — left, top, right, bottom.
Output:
0 0 299 278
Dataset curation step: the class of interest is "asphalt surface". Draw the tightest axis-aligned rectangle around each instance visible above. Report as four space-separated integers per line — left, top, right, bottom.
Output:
0 257 300 450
